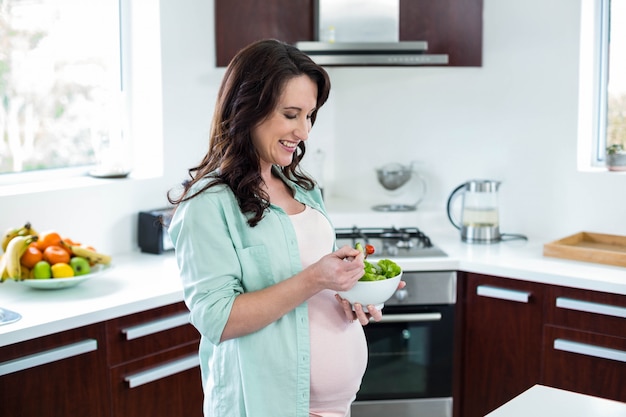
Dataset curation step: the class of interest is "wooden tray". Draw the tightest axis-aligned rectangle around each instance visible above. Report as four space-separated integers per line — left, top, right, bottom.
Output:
543 232 626 268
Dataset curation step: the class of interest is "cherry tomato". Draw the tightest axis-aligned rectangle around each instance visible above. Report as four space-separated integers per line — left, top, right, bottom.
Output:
365 244 375 255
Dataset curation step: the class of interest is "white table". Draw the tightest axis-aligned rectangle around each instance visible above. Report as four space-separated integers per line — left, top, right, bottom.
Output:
485 385 626 417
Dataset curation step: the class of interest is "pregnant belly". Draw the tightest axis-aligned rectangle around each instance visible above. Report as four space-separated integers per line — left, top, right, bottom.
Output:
309 290 368 415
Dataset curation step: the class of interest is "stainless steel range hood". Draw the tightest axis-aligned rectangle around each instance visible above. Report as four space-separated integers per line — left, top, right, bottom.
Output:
296 41 448 66
295 0 449 66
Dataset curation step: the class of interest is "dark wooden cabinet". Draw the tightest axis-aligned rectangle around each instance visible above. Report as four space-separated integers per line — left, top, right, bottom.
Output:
109 342 202 417
456 272 626 417
399 0 483 66
106 301 202 417
0 302 202 417
542 286 626 403
215 0 315 67
455 272 545 417
0 323 110 417
215 0 483 67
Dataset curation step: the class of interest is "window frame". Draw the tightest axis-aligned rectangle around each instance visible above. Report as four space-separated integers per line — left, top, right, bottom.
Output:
577 0 622 170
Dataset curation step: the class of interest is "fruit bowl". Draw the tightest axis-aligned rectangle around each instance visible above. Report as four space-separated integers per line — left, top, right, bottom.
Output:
337 271 402 311
21 264 112 290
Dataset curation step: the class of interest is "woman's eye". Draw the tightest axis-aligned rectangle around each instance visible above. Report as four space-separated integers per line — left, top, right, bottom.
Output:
285 114 297 120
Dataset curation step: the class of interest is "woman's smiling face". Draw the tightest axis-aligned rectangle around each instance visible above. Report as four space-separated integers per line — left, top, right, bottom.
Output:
251 75 318 172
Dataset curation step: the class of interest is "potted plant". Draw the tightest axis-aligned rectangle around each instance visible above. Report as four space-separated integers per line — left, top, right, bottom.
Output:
606 144 626 171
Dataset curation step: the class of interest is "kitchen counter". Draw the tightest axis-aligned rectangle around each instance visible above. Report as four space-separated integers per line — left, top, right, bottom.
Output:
1 209 625 348
485 385 626 417
0 252 182 347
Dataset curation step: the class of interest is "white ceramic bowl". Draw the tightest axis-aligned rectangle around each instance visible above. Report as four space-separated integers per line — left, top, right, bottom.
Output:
337 271 402 311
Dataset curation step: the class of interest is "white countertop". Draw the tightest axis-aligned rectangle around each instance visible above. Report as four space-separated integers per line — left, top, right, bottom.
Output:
1 209 625 348
0 252 183 347
485 385 626 417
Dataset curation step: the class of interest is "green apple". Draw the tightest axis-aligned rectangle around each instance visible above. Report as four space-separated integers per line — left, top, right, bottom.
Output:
32 260 52 279
70 256 91 276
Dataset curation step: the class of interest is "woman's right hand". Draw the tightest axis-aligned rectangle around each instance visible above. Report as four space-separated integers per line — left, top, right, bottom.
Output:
312 245 365 292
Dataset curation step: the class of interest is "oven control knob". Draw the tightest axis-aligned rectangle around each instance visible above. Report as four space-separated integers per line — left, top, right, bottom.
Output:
394 288 408 301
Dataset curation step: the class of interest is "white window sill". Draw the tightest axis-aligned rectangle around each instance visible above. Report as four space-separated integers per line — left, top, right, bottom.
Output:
0 169 161 198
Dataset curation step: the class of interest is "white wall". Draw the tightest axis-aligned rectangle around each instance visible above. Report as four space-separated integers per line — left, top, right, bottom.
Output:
320 0 626 240
2 0 624 256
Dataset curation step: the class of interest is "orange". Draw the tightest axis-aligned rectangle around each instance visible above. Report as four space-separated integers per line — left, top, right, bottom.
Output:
21 244 44 269
36 231 62 251
43 245 71 265
59 237 77 256
62 237 80 246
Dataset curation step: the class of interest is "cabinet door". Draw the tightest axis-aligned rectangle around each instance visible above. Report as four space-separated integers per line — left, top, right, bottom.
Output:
0 323 109 417
545 286 626 336
542 286 626 402
542 325 626 402
215 0 315 67
110 342 203 417
107 302 203 417
457 273 545 417
106 301 199 366
400 0 483 66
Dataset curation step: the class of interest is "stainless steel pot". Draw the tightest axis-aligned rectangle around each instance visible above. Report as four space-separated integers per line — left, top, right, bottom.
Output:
373 162 427 212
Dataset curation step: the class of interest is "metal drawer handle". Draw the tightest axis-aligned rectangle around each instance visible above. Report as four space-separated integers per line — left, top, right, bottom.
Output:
0 339 98 377
376 313 442 323
125 354 200 388
477 285 530 303
122 312 190 340
554 339 626 363
556 297 626 319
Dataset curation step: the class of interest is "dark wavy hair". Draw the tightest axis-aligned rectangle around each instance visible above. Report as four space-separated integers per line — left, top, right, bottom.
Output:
167 39 331 227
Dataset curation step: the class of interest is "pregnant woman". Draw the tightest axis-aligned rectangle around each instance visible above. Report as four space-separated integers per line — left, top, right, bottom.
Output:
167 39 390 417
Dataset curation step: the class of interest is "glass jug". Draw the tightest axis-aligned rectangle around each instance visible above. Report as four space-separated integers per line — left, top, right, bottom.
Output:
446 179 502 243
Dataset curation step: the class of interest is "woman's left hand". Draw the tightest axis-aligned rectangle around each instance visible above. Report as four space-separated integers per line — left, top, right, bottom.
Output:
336 280 407 326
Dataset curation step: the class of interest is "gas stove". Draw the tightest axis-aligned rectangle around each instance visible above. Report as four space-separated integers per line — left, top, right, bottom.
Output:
335 226 448 258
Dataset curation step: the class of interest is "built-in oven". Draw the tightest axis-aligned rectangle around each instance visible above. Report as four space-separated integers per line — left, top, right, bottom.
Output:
335 227 455 417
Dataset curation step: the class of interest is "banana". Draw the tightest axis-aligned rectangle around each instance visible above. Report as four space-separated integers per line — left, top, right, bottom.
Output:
1 227 22 253
0 254 9 283
1 222 37 253
4 235 38 281
22 222 38 238
65 244 112 265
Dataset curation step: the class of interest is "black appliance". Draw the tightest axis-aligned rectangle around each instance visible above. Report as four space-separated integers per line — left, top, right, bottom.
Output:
137 208 174 254
335 226 448 258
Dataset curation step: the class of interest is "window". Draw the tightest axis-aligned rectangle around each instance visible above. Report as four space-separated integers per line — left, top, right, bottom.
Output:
0 0 126 176
606 1 626 155
578 0 626 168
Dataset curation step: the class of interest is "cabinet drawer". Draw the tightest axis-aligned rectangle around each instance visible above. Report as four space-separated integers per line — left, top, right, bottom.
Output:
542 325 626 403
546 287 626 337
0 323 109 417
106 302 199 366
110 341 203 417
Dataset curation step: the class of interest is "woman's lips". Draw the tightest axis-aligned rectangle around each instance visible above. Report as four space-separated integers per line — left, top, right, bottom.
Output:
279 140 298 152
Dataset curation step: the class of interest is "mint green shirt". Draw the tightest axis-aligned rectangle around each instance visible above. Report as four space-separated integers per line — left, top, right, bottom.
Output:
168 173 332 417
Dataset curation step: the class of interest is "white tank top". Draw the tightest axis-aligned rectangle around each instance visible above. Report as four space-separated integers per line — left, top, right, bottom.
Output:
289 205 368 417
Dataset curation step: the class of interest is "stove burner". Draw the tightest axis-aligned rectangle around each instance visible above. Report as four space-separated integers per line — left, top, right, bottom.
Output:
334 226 446 258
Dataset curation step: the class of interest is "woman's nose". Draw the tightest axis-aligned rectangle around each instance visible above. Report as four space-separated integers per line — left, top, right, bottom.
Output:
294 119 310 141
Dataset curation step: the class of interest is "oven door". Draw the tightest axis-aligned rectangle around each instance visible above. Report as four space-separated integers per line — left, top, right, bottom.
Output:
351 304 454 417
